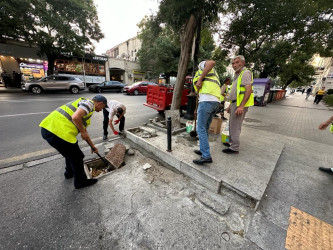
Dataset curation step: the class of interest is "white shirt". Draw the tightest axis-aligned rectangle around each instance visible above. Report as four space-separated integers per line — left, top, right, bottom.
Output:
105 100 126 119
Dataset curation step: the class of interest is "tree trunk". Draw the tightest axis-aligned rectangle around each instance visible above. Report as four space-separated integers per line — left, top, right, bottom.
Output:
171 14 198 110
46 53 56 76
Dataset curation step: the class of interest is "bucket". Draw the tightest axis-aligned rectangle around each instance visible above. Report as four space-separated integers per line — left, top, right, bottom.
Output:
221 131 229 143
186 120 194 133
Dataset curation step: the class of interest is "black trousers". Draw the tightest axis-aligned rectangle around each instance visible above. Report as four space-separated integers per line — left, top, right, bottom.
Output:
103 108 125 135
314 95 323 104
41 128 87 187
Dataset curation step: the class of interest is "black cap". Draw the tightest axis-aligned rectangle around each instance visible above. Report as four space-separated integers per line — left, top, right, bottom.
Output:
92 95 108 108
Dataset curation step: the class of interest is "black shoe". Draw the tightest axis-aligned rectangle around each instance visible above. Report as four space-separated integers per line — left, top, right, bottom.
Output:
193 157 213 165
222 148 239 154
194 149 202 155
75 179 98 189
318 167 333 174
103 135 107 140
64 172 73 179
223 143 230 147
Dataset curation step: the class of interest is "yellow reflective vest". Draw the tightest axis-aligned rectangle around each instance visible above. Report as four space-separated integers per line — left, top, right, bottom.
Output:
230 68 254 107
39 98 95 143
193 68 221 99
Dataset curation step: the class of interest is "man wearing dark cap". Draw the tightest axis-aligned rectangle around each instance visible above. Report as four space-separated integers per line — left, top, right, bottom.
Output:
103 99 126 140
39 95 107 189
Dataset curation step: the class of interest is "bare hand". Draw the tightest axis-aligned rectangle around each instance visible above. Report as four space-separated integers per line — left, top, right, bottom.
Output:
319 121 330 130
196 79 202 90
226 106 230 114
91 146 98 154
235 107 244 115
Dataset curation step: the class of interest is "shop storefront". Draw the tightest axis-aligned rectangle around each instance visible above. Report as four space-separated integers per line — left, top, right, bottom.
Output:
19 59 48 81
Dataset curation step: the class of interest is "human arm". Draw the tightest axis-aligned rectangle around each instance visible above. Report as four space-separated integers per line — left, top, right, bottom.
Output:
196 60 215 91
72 108 98 153
319 116 333 130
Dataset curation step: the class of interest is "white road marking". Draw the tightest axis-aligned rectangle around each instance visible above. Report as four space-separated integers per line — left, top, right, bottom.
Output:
0 112 50 118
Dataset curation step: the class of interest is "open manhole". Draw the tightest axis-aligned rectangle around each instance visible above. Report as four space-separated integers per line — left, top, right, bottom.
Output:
84 158 115 179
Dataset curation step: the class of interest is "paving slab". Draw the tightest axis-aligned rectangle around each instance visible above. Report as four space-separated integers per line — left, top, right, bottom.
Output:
126 126 284 206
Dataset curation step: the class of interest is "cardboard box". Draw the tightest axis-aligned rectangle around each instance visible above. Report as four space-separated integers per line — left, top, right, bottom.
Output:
209 117 222 134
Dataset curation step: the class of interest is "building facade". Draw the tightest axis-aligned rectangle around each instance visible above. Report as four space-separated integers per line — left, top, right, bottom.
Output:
310 55 333 92
106 36 141 62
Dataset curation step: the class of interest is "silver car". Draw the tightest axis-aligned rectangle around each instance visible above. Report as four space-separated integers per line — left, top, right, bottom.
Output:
21 75 85 94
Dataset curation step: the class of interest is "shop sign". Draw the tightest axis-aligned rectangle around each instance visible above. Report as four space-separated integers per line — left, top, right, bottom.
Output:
93 56 107 61
32 69 41 73
0 50 12 55
19 62 44 69
132 70 145 75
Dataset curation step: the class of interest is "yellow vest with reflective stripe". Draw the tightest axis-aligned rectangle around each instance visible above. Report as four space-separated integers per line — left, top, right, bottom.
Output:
193 68 221 99
39 98 95 143
230 69 254 107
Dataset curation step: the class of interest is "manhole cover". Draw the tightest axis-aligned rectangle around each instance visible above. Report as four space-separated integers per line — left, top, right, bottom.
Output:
244 118 261 123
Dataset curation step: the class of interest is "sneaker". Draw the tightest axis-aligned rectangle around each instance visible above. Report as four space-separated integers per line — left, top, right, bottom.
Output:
193 157 213 165
75 179 98 189
318 167 333 175
103 135 107 140
222 148 239 154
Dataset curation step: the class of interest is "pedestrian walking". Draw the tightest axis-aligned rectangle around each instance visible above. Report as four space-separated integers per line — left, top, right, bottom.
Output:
305 86 312 99
223 55 254 154
313 87 326 104
318 115 333 175
40 95 108 189
192 60 221 165
103 99 126 140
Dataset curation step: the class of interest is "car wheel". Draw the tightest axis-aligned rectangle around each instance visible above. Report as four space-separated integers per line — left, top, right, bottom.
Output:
70 86 79 94
97 88 102 93
31 86 42 94
134 90 139 96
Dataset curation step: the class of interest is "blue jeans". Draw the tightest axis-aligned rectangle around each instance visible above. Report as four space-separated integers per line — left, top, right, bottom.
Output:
196 101 220 159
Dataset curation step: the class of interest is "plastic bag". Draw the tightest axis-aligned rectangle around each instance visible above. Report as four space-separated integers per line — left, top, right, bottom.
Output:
186 120 195 133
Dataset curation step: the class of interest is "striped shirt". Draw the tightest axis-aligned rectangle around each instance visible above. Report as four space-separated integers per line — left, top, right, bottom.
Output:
78 99 94 114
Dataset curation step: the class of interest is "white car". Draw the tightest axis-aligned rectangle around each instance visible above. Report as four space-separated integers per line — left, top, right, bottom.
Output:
21 75 85 94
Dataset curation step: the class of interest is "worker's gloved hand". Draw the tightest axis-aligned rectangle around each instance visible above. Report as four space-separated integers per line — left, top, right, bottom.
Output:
113 131 119 135
114 119 120 125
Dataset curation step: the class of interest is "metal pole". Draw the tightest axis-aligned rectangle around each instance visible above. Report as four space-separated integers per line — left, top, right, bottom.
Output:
167 116 172 152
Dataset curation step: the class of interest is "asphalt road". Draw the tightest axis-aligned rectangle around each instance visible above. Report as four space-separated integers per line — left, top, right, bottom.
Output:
0 91 163 168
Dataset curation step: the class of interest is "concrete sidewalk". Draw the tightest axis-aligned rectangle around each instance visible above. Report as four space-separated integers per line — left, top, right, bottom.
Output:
0 91 332 249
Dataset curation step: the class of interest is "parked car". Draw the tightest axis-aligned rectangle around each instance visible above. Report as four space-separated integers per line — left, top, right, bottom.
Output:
21 75 85 94
123 81 157 95
88 81 126 93
296 87 303 92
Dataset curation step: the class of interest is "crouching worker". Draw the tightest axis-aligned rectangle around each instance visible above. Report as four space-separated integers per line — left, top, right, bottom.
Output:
40 95 108 189
103 99 126 140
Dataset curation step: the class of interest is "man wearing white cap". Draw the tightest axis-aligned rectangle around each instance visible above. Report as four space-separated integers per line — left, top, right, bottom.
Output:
103 99 126 140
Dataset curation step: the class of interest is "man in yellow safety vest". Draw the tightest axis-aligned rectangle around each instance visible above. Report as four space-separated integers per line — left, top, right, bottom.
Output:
192 60 221 165
223 55 254 154
40 95 107 189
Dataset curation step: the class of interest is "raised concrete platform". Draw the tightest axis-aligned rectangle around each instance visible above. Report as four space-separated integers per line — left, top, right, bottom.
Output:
126 126 284 209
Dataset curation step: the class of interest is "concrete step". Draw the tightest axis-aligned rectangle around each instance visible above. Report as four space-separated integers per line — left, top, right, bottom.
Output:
126 126 284 210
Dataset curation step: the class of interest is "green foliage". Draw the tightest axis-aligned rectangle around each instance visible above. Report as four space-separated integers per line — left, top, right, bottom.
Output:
219 0 333 88
137 16 218 80
323 94 333 107
1 0 104 74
